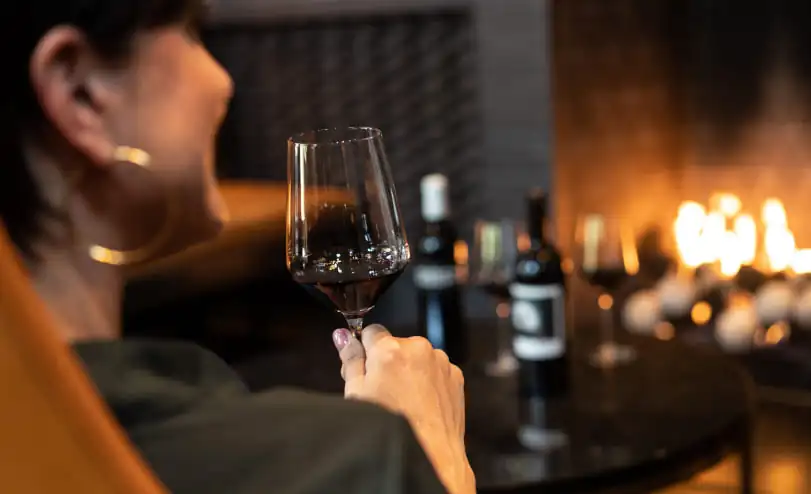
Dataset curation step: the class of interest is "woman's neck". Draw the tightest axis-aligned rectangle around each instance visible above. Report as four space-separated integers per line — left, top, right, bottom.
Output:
23 139 124 342
31 243 123 342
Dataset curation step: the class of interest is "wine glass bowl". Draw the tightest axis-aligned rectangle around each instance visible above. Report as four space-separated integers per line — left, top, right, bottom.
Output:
470 220 528 295
572 214 639 368
573 215 638 288
286 128 410 334
469 219 528 376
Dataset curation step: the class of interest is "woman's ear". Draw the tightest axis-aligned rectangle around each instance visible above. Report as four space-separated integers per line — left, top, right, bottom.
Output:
29 26 120 167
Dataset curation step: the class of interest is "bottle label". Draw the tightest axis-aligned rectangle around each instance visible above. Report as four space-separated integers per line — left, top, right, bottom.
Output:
509 283 566 361
420 174 449 222
413 265 457 291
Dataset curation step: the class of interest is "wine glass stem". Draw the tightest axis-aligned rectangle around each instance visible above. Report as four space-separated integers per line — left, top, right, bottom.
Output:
346 317 364 338
496 302 511 357
600 295 615 346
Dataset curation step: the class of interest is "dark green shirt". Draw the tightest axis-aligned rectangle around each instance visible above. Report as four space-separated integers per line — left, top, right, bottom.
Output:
74 340 448 494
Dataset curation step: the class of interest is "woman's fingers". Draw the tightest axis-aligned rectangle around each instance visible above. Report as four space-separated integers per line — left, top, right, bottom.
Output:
334 329 365 383
361 324 393 353
451 364 466 437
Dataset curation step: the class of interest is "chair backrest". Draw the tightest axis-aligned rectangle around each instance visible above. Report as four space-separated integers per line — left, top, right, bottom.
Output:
0 224 166 493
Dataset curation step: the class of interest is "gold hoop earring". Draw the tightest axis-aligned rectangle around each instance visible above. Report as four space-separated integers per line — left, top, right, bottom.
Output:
88 146 175 266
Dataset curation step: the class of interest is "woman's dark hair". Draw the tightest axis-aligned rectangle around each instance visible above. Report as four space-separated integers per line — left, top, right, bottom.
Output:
1 0 206 259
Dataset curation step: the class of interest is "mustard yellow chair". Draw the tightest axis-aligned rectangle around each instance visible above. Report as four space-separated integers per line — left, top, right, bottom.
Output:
0 223 166 493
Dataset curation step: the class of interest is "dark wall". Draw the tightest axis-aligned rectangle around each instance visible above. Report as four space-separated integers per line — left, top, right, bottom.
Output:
677 0 811 152
206 12 483 241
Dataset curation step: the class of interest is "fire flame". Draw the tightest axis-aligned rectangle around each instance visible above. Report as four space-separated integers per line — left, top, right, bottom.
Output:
792 249 811 275
674 194 800 277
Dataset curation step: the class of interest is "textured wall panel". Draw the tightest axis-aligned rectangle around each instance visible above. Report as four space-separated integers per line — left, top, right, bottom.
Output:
205 13 482 239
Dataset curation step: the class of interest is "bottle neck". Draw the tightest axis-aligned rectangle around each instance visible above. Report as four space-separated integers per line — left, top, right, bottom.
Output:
527 198 548 247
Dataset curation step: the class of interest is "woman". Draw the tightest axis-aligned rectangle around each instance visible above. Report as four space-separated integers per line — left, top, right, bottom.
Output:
1 1 474 493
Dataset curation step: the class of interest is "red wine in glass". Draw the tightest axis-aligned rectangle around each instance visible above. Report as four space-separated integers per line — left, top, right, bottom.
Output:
579 266 630 293
287 128 410 335
481 281 511 301
295 250 405 318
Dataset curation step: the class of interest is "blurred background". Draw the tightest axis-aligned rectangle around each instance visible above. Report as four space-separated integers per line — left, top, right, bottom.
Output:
122 1 811 492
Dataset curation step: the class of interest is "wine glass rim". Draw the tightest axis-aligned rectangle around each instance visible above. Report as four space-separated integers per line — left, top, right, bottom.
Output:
288 127 382 146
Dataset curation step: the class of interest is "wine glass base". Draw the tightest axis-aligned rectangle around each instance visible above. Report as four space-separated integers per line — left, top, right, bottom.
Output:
485 351 519 377
589 343 636 369
517 425 569 452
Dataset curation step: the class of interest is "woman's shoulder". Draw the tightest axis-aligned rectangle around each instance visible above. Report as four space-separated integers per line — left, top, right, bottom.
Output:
153 386 411 450
75 338 403 431
129 388 436 494
74 339 446 493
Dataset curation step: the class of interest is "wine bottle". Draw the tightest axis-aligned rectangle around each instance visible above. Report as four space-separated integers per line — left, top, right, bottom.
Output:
413 174 467 364
509 189 568 400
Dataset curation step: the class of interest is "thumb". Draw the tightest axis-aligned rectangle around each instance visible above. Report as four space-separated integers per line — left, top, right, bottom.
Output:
333 328 366 383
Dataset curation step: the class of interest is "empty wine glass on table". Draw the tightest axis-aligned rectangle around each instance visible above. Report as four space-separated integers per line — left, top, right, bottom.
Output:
286 127 410 336
469 219 529 376
572 214 639 369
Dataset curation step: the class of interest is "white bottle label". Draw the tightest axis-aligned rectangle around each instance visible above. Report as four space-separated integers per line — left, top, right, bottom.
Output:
509 283 566 361
420 174 449 222
413 265 457 291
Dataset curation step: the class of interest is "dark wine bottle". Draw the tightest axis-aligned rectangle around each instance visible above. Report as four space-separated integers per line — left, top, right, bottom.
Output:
413 174 467 364
510 189 568 401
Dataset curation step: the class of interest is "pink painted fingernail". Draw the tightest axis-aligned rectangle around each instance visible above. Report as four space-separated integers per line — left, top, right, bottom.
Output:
333 329 351 351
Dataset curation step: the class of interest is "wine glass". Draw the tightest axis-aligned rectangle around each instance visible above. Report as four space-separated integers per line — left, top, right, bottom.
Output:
572 214 639 369
286 127 410 336
469 219 529 376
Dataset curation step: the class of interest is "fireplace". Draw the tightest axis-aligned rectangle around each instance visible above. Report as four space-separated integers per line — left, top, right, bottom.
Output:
554 0 811 267
554 0 811 388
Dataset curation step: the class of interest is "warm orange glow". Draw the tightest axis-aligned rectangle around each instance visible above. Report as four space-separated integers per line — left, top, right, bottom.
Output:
598 294 613 310
673 195 798 276
763 457 803 493
453 240 469 284
674 201 707 268
620 226 639 276
728 291 753 309
712 192 742 217
496 302 510 319
791 249 811 275
582 215 602 272
561 258 574 275
690 302 712 326
764 322 790 346
702 212 727 268
762 198 788 227
765 226 796 273
733 214 757 265
453 240 469 266
654 322 675 340
719 230 744 278
517 232 531 252
678 201 707 222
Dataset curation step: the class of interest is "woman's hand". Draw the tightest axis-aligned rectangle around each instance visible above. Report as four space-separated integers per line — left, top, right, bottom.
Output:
333 325 474 494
